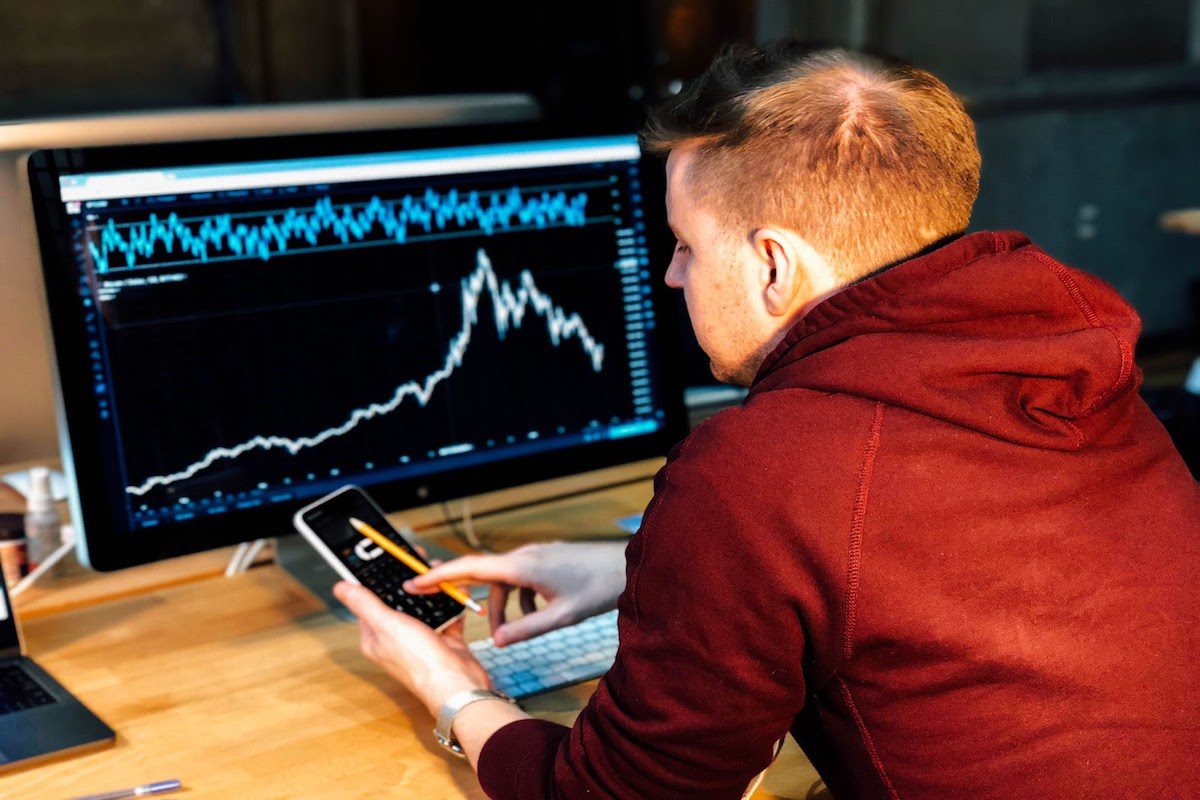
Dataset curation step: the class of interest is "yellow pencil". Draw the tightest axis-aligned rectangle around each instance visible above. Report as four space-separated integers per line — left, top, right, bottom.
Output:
348 517 483 614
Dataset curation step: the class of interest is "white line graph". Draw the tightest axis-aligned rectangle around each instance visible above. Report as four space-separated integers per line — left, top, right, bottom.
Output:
125 248 605 496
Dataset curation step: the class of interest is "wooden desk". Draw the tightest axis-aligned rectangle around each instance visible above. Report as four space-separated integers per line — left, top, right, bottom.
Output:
0 473 825 799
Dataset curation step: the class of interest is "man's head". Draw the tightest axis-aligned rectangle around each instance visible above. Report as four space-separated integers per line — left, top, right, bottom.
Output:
643 43 981 385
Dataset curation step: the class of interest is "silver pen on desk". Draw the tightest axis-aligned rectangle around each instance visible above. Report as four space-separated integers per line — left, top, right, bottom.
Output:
68 778 182 800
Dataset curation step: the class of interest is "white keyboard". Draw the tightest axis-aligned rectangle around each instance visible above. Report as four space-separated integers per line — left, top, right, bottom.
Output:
469 610 619 699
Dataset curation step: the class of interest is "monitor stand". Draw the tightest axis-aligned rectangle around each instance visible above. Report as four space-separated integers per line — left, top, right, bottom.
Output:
273 530 461 622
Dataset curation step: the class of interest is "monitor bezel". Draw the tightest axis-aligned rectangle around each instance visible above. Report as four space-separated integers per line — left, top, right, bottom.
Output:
27 121 689 571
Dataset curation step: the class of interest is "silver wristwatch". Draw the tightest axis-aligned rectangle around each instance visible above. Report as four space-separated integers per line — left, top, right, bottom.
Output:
434 688 517 758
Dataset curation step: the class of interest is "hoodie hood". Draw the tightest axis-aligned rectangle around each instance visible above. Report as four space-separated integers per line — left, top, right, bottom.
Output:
752 230 1142 450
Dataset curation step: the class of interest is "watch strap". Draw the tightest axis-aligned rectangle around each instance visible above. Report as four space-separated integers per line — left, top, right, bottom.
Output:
434 688 516 757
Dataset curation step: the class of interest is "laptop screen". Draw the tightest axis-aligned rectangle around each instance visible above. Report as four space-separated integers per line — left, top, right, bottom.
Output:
0 577 19 656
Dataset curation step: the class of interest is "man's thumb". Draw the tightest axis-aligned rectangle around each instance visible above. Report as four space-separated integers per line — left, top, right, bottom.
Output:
334 581 393 628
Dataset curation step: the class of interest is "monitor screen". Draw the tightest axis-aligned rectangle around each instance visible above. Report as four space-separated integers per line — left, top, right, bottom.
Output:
29 124 686 569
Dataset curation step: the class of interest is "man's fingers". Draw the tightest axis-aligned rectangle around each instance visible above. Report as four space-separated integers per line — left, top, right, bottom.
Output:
405 554 515 592
494 606 569 647
519 586 537 616
489 582 513 636
359 620 379 659
439 616 466 643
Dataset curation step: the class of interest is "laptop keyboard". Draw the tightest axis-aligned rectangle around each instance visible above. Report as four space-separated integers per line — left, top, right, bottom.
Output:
469 610 619 699
0 662 56 715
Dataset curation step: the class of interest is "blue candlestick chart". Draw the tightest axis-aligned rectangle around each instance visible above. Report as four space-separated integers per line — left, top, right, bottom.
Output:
87 186 592 273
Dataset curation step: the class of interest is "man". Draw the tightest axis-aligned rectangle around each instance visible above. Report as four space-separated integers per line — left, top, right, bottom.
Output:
334 43 1200 798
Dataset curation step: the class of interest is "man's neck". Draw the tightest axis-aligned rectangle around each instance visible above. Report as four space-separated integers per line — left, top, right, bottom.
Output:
849 230 966 288
746 230 967 385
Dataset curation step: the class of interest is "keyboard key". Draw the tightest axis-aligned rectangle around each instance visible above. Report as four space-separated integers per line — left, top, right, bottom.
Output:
0 663 57 716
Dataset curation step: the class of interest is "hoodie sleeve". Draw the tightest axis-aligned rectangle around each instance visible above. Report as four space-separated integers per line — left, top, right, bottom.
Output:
477 436 810 799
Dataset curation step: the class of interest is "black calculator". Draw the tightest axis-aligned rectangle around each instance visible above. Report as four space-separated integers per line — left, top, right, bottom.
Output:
293 485 465 630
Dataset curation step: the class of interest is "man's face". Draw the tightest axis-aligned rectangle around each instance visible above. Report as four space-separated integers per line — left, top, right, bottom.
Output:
663 147 764 386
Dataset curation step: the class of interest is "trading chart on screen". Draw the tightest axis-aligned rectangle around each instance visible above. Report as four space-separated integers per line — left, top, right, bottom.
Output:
58 136 664 530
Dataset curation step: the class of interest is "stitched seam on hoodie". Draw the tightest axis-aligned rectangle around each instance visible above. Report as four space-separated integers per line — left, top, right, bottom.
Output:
1032 250 1135 418
843 402 885 662
837 675 902 800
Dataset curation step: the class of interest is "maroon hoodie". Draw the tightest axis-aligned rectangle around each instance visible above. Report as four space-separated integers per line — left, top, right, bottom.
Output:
477 230 1200 799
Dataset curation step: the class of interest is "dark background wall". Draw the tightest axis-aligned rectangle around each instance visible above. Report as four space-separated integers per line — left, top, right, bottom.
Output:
0 1 725 130
767 0 1200 346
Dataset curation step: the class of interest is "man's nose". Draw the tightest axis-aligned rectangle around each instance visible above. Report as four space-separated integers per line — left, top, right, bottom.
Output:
664 259 683 289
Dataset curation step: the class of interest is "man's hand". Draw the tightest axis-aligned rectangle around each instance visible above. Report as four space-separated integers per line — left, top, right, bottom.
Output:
333 581 491 717
403 541 627 646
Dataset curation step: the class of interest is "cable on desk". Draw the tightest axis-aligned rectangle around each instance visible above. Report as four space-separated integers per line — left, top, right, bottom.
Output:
441 498 487 552
11 525 76 597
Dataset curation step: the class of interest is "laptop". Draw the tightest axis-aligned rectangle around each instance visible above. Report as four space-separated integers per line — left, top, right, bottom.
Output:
0 574 114 771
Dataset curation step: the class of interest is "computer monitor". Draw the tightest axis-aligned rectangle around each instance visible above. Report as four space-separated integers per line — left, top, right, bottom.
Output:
27 122 687 570
0 96 539 464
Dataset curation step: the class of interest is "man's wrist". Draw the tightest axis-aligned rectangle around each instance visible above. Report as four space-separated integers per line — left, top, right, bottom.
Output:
434 689 519 757
451 695 531 769
421 674 488 718
451 695 521 738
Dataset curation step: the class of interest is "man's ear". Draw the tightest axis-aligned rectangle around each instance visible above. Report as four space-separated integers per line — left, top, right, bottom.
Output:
753 227 837 317
753 228 804 317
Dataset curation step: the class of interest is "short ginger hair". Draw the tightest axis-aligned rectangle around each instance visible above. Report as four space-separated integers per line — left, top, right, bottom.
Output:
641 43 981 282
